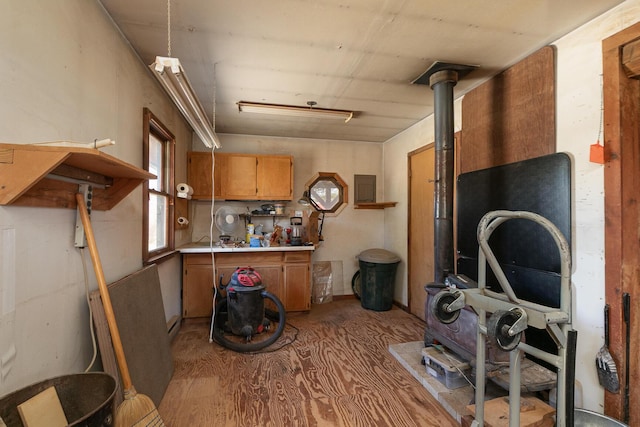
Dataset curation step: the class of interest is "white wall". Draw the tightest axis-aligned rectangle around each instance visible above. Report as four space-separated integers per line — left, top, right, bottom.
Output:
552 0 640 412
0 1 191 395
383 99 463 304
381 0 640 413
189 133 385 296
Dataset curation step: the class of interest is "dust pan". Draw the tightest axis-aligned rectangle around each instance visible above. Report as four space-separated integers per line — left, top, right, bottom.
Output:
76 194 165 427
596 304 620 393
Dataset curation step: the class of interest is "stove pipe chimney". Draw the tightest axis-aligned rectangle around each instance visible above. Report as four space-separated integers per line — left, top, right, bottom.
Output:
430 70 458 284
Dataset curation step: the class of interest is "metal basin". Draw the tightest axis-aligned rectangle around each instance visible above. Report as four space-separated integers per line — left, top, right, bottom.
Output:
575 409 628 427
0 372 116 426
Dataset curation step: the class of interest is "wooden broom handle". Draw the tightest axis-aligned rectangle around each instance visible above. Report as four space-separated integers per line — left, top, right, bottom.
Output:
76 193 133 390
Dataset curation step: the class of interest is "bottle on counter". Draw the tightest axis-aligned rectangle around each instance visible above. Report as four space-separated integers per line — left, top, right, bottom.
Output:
246 223 254 243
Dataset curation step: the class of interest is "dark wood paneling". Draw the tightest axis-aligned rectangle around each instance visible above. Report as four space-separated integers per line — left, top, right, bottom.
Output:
603 21 640 424
460 46 556 173
621 37 640 77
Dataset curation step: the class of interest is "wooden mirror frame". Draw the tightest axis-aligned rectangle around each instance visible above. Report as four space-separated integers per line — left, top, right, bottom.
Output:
304 172 348 216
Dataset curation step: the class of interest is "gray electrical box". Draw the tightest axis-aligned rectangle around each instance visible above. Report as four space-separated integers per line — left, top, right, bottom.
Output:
354 174 376 203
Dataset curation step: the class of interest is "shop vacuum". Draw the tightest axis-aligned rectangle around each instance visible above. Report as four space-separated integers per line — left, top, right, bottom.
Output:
212 267 286 352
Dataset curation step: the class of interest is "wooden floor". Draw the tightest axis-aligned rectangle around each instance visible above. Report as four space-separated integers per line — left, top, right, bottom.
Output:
158 298 458 426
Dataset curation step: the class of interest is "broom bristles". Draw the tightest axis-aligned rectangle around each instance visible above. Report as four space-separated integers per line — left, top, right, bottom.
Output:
115 386 165 427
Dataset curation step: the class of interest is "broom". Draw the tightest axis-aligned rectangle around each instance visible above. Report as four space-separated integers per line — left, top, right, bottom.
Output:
76 193 165 427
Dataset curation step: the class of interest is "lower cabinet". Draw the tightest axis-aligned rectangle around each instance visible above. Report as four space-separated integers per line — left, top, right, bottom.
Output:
283 252 312 311
182 250 312 318
182 254 215 318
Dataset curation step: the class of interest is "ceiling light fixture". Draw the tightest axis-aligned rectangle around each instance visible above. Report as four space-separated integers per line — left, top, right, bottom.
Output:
237 101 354 123
150 56 221 148
148 1 220 149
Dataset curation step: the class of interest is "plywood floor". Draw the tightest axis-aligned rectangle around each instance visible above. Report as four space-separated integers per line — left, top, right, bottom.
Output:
158 298 458 427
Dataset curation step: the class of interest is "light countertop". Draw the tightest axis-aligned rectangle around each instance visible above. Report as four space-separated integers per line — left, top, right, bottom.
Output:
178 242 315 254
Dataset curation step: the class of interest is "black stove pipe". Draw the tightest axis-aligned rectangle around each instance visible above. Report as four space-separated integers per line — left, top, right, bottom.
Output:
429 70 459 284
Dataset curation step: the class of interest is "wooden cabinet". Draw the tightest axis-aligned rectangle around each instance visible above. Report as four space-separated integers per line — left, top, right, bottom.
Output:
182 254 215 318
187 152 222 199
182 250 312 317
283 252 312 311
256 155 293 200
223 154 259 199
187 152 293 200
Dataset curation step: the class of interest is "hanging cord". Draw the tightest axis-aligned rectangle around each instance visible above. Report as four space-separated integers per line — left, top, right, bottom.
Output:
166 0 172 57
212 62 217 132
79 248 98 372
596 73 604 144
208 63 218 343
589 74 606 163
208 148 217 342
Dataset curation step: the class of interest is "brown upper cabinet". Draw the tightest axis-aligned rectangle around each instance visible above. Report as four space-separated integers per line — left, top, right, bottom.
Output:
187 151 221 199
188 152 293 201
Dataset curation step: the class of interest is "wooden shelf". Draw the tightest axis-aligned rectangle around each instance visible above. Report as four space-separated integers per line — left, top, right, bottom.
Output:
241 213 288 218
354 202 397 209
0 143 155 210
240 213 289 227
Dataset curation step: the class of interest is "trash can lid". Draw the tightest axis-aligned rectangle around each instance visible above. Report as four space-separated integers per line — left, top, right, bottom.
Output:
357 248 401 264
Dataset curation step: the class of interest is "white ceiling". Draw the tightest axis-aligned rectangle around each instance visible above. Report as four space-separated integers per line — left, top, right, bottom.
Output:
99 0 624 143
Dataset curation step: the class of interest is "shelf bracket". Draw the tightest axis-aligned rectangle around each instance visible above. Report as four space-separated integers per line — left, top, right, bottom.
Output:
74 184 93 248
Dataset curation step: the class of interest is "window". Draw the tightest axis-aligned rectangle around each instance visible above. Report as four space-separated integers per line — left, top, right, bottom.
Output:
143 108 175 262
306 172 348 215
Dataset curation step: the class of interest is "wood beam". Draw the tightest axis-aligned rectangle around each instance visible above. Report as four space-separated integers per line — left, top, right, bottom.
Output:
602 21 640 424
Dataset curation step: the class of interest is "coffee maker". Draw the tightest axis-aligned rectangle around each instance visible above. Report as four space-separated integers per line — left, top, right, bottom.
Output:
290 217 303 246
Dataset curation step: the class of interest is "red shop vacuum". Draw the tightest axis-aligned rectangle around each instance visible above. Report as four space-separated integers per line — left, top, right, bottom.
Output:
212 267 286 352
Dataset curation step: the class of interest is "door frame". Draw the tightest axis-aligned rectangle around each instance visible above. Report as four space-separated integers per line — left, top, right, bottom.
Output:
407 132 461 319
602 21 640 422
407 143 435 319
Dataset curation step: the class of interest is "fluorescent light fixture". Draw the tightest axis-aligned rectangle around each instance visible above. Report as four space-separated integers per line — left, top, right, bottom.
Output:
237 101 354 123
150 56 221 149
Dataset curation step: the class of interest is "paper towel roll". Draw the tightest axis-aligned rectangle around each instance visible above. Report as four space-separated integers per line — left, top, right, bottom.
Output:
176 183 193 199
177 216 189 226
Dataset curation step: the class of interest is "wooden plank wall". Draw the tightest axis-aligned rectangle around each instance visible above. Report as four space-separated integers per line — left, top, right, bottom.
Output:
460 46 556 173
602 22 640 424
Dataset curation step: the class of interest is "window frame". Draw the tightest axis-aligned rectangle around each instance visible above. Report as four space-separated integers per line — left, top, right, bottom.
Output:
305 172 348 215
142 108 176 263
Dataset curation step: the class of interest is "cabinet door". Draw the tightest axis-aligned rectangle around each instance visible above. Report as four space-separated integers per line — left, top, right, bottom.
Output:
183 264 215 318
257 155 293 200
187 152 222 199
224 154 258 199
283 263 311 311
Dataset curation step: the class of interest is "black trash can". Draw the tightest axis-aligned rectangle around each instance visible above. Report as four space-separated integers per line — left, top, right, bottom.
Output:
357 248 400 311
